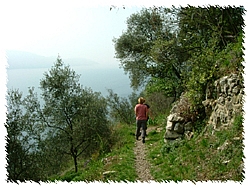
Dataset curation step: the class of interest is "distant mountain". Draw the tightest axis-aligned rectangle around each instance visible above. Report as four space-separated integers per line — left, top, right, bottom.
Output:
6 50 136 98
6 50 99 69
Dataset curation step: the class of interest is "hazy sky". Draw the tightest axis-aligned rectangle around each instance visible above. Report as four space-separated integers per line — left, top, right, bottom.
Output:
1 1 145 67
1 0 247 68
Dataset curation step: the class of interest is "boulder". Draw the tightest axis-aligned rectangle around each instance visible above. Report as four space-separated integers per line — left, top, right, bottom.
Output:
167 113 184 122
164 130 182 140
174 122 184 134
166 120 174 131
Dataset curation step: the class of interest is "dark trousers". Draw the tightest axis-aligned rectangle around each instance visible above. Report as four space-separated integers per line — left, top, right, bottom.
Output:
136 120 147 138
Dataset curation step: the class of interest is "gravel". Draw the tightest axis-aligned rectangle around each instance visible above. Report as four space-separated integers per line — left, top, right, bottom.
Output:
133 127 154 182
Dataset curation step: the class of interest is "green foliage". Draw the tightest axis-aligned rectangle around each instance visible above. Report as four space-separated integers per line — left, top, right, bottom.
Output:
5 5 245 183
185 34 244 108
101 124 138 182
114 5 245 115
5 89 47 182
5 57 113 182
144 91 173 118
148 114 244 181
160 140 185 155
106 89 139 124
47 112 244 182
216 33 245 75
178 6 245 50
39 57 112 173
59 171 82 182
113 7 182 92
145 77 181 101
49 123 137 182
177 6 245 108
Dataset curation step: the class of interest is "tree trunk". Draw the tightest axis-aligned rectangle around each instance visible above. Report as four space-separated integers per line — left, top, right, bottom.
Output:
74 155 78 173
71 143 78 172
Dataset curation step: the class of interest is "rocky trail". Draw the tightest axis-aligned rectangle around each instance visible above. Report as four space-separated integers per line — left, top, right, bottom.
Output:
133 126 155 182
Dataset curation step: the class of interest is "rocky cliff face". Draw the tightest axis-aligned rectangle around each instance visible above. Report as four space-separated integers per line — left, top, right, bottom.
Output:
204 73 244 130
164 73 244 142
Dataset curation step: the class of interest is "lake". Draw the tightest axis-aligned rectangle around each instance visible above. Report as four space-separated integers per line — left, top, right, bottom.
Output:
6 66 135 99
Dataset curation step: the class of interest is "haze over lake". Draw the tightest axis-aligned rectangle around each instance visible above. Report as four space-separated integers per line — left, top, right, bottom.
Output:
6 50 135 98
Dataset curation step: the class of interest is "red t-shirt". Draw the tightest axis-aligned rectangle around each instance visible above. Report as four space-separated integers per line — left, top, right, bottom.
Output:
135 104 148 120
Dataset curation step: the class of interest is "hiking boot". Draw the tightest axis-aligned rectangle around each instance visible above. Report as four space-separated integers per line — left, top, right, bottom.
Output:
142 138 145 143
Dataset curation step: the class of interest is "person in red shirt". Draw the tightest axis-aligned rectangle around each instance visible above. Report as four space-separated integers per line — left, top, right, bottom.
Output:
134 97 148 143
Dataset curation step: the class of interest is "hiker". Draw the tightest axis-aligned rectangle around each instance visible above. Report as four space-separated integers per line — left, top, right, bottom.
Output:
134 97 148 143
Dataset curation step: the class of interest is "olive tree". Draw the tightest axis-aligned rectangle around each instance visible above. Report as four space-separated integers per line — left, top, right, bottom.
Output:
39 57 111 173
113 7 187 99
5 88 46 182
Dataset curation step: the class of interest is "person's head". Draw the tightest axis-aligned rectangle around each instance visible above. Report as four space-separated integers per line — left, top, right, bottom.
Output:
138 97 145 104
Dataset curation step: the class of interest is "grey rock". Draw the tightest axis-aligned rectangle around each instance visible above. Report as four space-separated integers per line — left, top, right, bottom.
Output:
174 122 184 134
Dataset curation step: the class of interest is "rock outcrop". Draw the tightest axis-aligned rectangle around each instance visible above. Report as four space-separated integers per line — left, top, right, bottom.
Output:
164 93 195 142
204 73 243 130
164 73 244 142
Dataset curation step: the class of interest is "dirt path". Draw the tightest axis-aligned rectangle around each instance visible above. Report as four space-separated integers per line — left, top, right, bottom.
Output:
133 126 155 182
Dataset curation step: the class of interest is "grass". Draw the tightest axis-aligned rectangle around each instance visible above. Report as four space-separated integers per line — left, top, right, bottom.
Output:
49 123 137 182
147 114 244 182
48 114 244 183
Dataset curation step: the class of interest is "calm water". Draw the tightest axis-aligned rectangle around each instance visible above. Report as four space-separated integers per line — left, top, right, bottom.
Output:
6 66 134 98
